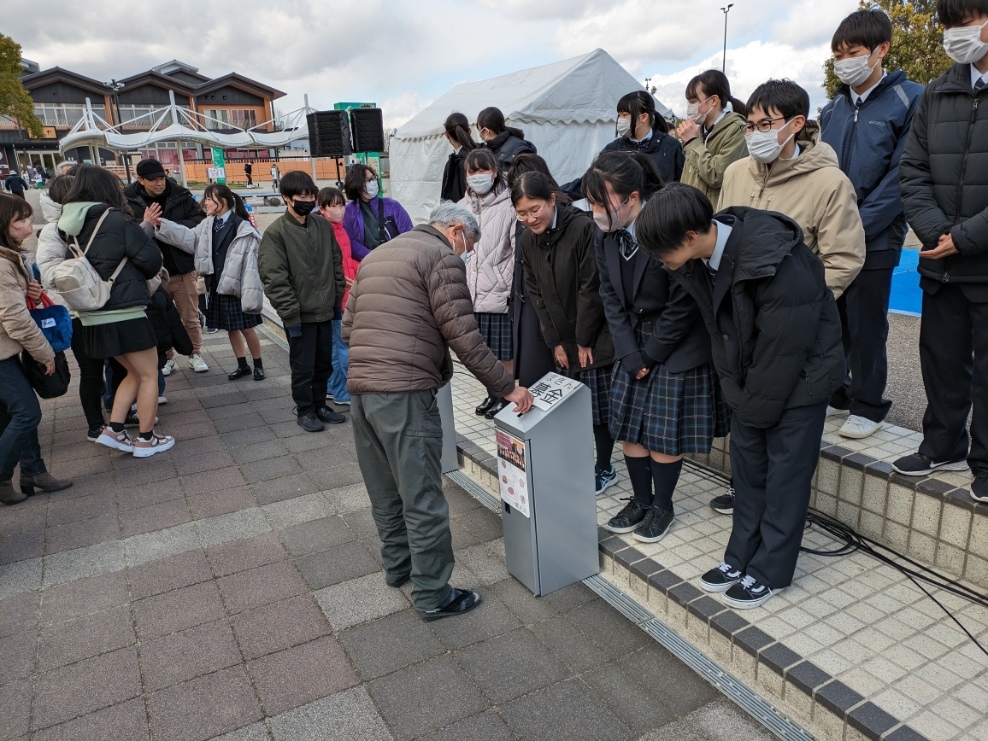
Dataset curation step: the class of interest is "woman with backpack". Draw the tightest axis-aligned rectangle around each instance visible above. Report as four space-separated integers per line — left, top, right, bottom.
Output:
0 194 72 503
152 184 265 381
57 165 171 458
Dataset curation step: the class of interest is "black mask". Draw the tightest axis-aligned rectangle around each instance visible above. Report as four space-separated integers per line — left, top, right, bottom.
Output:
292 199 316 216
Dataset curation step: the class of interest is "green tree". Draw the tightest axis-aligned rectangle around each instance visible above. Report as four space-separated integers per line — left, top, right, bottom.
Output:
823 0 953 99
0 33 42 139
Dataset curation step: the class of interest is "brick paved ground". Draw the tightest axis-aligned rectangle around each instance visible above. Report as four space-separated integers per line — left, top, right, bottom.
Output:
0 330 773 741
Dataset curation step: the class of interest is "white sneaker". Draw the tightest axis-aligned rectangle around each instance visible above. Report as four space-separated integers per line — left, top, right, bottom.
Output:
839 415 883 439
132 432 175 458
826 405 849 417
161 359 176 376
189 354 209 373
95 427 135 453
158 395 168 405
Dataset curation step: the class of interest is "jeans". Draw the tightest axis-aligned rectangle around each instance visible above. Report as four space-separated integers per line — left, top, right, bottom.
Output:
326 320 350 402
0 357 45 481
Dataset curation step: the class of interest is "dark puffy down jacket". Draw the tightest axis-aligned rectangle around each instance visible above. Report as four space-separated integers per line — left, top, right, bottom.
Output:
148 284 192 358
900 63 988 283
670 207 844 429
124 180 205 276
486 131 537 172
562 130 685 200
68 205 162 311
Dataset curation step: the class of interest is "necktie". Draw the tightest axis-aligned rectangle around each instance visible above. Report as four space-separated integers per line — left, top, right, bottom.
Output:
976 77 986 91
213 218 224 233
617 230 638 261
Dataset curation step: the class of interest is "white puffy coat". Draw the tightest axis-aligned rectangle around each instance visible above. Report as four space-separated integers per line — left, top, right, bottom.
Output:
156 215 264 314
458 184 515 314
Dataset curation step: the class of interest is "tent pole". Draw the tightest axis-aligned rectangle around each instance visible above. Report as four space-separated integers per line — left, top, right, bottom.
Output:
169 90 189 189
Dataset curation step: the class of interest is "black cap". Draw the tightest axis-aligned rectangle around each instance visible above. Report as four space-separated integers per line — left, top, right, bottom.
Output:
136 159 167 180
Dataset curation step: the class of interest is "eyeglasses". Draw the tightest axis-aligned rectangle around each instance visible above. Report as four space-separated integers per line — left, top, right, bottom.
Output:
515 203 546 221
745 117 788 134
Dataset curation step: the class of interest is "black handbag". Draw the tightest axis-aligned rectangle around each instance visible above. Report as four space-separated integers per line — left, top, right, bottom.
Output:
22 350 71 399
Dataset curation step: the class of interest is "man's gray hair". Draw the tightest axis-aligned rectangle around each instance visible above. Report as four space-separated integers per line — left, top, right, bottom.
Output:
429 201 481 241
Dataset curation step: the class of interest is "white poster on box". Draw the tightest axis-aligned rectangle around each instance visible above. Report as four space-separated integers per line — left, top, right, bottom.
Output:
496 430 530 518
528 372 582 413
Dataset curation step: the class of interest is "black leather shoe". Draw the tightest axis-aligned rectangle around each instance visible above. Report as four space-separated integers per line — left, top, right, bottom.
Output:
484 399 508 420
253 366 265 381
475 396 498 415
420 588 482 621
228 366 252 381
297 413 324 432
315 406 346 424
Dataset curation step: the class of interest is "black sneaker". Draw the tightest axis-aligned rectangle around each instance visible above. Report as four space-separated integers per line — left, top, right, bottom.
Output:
297 413 324 432
722 574 777 609
87 426 104 442
124 411 158 428
253 366 265 381
699 562 743 593
892 452 968 476
972 469 988 503
709 486 735 515
633 507 674 543
604 498 650 534
595 464 618 495
315 407 346 425
228 366 252 381
420 587 482 621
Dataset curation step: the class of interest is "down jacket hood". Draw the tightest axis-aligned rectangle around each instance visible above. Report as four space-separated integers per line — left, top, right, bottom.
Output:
40 191 62 224
58 202 100 237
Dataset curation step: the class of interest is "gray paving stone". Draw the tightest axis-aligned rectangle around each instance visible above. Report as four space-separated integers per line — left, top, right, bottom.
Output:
37 605 135 671
339 608 446 681
453 543 511 586
0 590 39 639
250 636 360 715
269 687 393 741
217 560 308 614
147 665 263 741
252 473 320 505
486 578 560 626
124 522 201 567
419 710 515 741
368 655 488 740
42 540 126 587
340 508 379 539
241 455 302 484
278 516 356 557
187 486 258 520
41 570 129 624
0 556 41 599
0 678 31 740
320 483 370 515
581 661 686 735
31 697 150 741
44 513 119 555
134 581 226 639
232 594 330 660
530 615 614 673
314 573 409 630
210 722 271 741
198 507 272 547
455 627 569 704
539 580 598 613
565 598 653 659
613 645 721 719
295 541 380 590
261 492 331 530
0 630 35 684
206 532 288 577
118 498 192 538
499 677 630 741
130 549 212 600
141 618 242 691
33 647 142 730
428 594 521 650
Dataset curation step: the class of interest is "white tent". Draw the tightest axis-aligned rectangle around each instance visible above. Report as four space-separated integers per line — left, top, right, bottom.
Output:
390 48 674 223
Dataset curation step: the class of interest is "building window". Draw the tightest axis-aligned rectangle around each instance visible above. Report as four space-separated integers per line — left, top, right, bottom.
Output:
33 103 107 127
203 109 256 130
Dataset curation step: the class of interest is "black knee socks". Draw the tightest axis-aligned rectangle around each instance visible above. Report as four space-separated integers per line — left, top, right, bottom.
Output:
253 357 263 369
237 357 250 371
593 425 615 470
650 458 683 513
625 455 653 505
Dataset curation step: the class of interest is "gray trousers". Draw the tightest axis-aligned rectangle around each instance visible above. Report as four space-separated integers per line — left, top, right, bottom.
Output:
351 390 453 610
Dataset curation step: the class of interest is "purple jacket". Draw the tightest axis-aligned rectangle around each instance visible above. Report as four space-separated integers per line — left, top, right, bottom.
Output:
343 197 414 261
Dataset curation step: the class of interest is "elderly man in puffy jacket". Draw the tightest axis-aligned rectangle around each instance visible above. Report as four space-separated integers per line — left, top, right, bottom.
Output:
343 202 533 621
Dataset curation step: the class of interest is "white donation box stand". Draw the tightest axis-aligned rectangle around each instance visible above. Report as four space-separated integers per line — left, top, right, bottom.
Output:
437 383 459 474
493 372 599 596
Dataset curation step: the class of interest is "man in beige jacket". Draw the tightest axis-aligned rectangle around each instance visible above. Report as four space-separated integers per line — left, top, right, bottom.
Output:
343 202 533 621
718 79 866 299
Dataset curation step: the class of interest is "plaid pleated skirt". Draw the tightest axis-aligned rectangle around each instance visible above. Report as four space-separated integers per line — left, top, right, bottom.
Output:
568 364 612 427
609 359 729 455
206 291 262 331
475 312 513 361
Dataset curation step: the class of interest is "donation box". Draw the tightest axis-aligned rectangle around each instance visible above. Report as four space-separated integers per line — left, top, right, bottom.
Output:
437 382 459 474
493 372 599 596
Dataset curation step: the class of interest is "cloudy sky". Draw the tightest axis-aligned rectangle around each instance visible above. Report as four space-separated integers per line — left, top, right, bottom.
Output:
7 0 859 128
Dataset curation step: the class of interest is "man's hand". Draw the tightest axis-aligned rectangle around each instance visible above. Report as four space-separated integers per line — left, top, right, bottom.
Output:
677 119 699 144
43 358 55 376
505 386 534 414
143 202 162 227
577 345 594 368
26 280 42 303
553 345 569 369
920 233 960 260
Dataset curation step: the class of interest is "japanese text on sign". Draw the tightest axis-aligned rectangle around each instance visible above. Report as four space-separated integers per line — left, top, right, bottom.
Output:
528 372 582 413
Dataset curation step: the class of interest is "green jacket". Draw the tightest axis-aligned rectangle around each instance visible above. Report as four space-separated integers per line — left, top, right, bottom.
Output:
258 211 345 327
681 111 748 204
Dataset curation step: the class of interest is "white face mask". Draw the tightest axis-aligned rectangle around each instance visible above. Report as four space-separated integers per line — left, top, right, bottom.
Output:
592 197 632 233
616 116 632 137
943 20 988 64
686 98 713 124
467 173 494 195
364 180 379 199
834 51 877 88
745 120 797 164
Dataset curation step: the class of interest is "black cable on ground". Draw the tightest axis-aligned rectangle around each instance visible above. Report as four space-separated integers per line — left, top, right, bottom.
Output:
682 459 988 657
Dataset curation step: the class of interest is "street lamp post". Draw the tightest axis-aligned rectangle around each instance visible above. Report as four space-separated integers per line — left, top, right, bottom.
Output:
721 4 735 73
106 79 132 183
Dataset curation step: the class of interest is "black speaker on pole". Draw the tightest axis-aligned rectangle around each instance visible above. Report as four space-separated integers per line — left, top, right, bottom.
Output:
350 108 386 153
306 111 352 158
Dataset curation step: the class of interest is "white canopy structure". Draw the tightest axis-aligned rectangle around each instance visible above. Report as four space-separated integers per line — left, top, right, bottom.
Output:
390 49 673 222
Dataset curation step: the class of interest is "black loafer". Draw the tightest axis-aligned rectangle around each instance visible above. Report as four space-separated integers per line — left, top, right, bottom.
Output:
253 366 265 381
420 587 482 621
484 399 508 420
228 366 252 381
475 396 498 415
